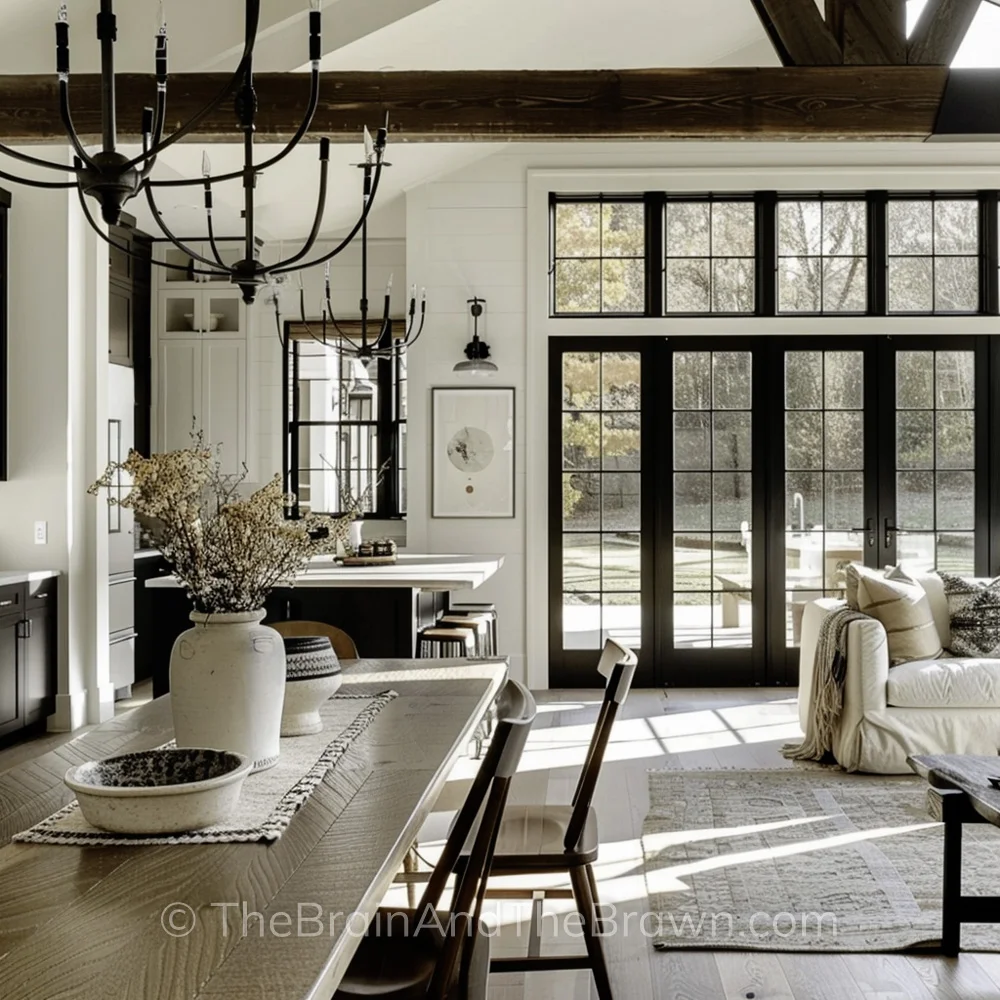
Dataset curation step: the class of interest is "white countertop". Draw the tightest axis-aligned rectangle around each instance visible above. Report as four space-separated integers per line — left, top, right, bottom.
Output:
145 554 504 592
0 570 60 588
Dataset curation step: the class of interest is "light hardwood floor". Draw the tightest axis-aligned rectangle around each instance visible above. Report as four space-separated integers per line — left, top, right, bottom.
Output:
4 686 1000 999
394 688 1000 1000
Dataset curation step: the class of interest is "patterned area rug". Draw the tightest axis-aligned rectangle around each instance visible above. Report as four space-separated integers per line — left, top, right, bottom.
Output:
642 768 1000 952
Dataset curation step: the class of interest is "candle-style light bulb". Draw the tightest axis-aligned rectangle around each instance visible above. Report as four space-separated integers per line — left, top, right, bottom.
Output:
56 3 68 23
201 150 211 178
409 283 417 302
363 126 374 164
386 274 393 295
158 1 167 34
310 0 321 9
420 287 427 303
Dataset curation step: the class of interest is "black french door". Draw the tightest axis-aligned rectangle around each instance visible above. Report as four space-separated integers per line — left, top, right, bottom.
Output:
550 335 995 688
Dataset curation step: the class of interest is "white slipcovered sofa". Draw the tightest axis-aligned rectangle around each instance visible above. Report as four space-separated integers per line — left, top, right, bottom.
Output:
798 572 1000 774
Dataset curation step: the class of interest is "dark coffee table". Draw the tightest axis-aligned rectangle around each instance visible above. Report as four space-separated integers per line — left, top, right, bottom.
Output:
909 754 1000 955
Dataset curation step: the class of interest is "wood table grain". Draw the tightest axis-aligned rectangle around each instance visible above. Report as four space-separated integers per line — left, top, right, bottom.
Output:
0 657 507 1000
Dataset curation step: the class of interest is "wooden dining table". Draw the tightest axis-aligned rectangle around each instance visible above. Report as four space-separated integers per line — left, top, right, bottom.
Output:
0 657 507 1000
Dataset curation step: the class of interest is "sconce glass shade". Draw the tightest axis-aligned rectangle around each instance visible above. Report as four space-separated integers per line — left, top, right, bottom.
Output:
453 357 499 376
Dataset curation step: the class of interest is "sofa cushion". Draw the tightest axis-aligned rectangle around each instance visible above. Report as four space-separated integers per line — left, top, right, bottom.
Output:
940 573 1000 657
887 657 1000 708
852 565 944 665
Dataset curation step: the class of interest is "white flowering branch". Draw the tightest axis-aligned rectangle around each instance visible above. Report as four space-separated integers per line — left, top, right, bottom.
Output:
90 435 358 614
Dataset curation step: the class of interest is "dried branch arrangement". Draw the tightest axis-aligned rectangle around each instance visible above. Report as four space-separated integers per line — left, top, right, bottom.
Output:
91 436 357 613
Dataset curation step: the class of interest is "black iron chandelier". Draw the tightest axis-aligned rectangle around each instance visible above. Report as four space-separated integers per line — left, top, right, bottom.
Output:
0 0 389 305
288 152 427 368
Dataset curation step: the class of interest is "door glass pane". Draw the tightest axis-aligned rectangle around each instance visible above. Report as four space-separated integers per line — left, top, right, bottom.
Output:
673 352 752 649
894 350 976 575
561 352 642 650
784 350 865 647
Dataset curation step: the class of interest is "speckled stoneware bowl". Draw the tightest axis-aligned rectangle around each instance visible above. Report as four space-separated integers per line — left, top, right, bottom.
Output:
281 636 342 737
64 748 252 834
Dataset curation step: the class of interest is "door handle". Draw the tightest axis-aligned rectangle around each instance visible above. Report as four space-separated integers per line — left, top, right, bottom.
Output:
852 518 876 548
884 518 897 549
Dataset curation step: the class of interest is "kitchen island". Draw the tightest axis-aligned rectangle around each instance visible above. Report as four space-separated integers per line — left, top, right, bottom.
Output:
143 555 504 696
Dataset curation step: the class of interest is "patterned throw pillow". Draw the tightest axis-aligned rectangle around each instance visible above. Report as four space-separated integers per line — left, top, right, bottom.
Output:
852 564 944 665
939 573 1000 657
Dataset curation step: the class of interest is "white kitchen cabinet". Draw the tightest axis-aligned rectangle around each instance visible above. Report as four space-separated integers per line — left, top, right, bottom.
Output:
158 288 244 338
158 240 244 287
155 337 247 475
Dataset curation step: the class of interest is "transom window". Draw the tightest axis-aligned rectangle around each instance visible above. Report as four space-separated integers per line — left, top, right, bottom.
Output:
887 198 979 314
777 199 867 314
665 199 755 314
549 191 999 318
552 198 645 315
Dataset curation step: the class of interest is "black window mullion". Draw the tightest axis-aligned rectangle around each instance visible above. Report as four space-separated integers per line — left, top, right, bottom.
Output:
644 192 665 316
980 191 999 315
375 355 395 516
868 191 888 315
755 192 777 316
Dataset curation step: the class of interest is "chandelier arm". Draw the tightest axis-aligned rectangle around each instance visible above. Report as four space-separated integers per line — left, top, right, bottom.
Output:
144 183 230 272
120 0 261 171
0 143 84 175
263 142 331 273
75 184 222 275
58 81 99 170
269 154 386 276
139 88 168 181
0 166 76 190
149 66 322 190
323 305 364 352
396 309 427 353
205 209 229 269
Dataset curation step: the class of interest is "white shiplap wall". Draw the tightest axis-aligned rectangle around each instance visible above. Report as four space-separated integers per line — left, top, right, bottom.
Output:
405 155 529 684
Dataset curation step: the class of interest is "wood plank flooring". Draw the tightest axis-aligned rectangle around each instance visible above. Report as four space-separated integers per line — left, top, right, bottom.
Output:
5 686 1000 998
387 688 1000 1000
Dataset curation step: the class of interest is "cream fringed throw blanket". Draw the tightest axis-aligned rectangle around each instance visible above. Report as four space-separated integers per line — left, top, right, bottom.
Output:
782 607 870 764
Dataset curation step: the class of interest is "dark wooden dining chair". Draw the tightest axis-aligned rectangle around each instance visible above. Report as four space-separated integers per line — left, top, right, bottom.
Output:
334 678 538 1000
464 638 638 1000
269 620 359 661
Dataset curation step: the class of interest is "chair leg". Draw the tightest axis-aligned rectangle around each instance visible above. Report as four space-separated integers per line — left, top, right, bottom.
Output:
585 863 605 935
570 866 614 1000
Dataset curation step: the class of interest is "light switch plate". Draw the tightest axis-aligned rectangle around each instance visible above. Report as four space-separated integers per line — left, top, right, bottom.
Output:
33 521 47 545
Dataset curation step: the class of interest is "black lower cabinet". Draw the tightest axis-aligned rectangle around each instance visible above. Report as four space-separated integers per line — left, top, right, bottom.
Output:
0 583 58 743
23 603 55 727
0 611 22 738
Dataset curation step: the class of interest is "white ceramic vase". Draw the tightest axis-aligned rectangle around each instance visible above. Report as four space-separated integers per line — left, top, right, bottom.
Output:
349 519 363 552
169 610 286 772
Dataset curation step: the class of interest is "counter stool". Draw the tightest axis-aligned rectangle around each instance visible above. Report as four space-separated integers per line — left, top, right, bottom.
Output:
439 614 493 658
417 625 485 756
448 603 498 656
417 626 476 659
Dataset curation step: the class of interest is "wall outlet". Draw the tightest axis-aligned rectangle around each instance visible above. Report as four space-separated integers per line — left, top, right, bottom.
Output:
33 521 47 545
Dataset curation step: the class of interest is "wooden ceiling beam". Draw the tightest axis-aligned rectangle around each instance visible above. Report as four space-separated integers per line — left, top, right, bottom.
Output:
0 68 951 143
749 0 844 65
827 0 907 65
908 0 981 64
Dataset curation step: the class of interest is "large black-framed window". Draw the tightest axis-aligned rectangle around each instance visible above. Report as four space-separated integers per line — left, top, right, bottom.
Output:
282 322 405 519
549 190 1000 318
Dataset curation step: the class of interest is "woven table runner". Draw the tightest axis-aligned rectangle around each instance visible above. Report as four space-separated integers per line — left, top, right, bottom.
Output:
14 690 397 847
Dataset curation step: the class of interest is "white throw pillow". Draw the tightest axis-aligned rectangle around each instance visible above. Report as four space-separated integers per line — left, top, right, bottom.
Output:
852 564 944 665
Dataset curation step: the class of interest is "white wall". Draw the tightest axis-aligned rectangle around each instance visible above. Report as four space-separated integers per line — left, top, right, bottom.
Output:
0 157 111 728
